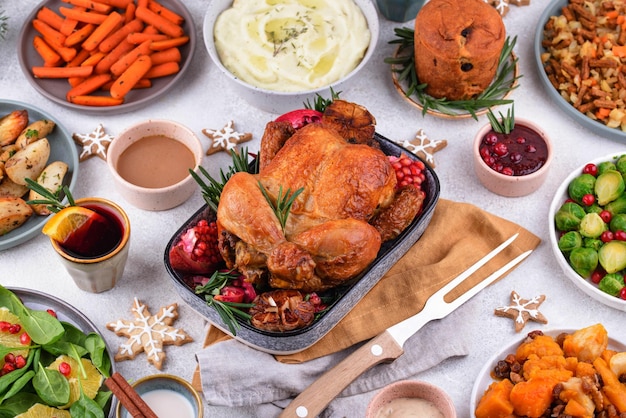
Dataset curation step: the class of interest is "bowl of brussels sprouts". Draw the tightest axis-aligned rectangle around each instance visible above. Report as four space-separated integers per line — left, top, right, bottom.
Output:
550 153 626 311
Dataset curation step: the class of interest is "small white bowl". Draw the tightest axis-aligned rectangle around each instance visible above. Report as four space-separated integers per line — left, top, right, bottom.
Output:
366 380 456 418
107 120 203 211
473 118 553 197
203 0 379 114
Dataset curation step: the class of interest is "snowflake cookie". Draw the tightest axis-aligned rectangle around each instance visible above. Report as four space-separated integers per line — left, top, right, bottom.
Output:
202 120 252 155
400 129 447 168
494 291 548 332
72 124 113 161
106 298 193 369
483 0 530 16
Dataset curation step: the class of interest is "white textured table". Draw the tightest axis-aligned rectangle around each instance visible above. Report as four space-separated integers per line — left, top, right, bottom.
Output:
1 1 625 417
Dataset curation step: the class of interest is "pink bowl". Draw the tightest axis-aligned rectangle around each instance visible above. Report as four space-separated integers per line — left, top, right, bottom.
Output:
473 118 553 197
366 380 456 418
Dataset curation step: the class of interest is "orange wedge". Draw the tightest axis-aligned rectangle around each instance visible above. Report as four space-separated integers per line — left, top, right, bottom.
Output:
42 206 98 244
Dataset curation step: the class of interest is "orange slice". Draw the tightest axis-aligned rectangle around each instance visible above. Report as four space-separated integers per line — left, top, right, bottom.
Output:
42 206 99 244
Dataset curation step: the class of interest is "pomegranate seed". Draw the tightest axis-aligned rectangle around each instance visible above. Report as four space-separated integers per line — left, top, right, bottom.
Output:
8 324 20 334
14 355 26 369
58 362 71 376
582 163 598 176
4 353 15 364
19 333 30 345
46 309 57 318
582 194 595 206
601 230 614 243
2 363 15 375
0 321 10 332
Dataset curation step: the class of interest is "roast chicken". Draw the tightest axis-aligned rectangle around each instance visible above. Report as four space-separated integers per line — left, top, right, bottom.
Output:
216 101 424 294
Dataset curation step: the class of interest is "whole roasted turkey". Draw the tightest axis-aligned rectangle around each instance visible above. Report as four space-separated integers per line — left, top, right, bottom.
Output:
217 101 425 295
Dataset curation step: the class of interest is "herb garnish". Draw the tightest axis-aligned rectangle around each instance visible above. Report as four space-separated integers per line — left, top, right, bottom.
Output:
0 9 8 40
268 22 308 57
194 270 253 335
304 87 341 112
258 183 303 232
385 31 521 119
24 178 75 213
487 105 515 134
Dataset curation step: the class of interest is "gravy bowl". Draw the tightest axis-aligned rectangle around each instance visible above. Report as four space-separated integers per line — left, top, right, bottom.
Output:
107 120 203 211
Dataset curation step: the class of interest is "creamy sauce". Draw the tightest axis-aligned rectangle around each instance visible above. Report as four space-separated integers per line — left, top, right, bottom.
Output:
374 397 445 418
116 135 195 188
214 0 370 92
141 389 196 418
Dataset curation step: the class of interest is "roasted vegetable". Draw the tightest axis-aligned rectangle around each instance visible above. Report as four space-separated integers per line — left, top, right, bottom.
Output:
568 173 596 204
0 110 28 146
578 212 607 238
0 197 33 235
595 169 625 205
598 273 625 296
555 201 586 231
569 247 598 277
475 379 514 418
598 240 626 273
609 213 626 232
27 161 68 215
558 231 582 254
15 119 55 149
4 138 50 186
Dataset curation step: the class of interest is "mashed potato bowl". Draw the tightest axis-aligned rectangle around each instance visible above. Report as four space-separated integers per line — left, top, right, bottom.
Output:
203 0 379 114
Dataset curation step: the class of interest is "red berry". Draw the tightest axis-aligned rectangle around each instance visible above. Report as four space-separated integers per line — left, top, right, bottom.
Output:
600 210 612 223
601 230 614 243
19 333 30 346
591 271 604 284
515 136 526 144
484 133 498 145
58 362 71 376
46 309 57 318
583 163 598 176
582 194 595 206
493 142 508 156
615 230 626 241
525 144 537 153
501 167 514 176
620 287 626 300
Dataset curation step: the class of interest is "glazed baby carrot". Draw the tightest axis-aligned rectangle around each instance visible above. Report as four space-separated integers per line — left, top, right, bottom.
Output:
59 14 80 36
125 2 136 23
59 7 108 25
33 36 62 67
32 65 93 78
69 95 124 106
143 61 178 78
81 51 106 67
81 10 123 51
149 47 180 65
61 0 112 13
95 39 134 74
102 77 150 90
126 31 167 44
109 39 151 76
98 18 143 52
67 47 91 66
64 22 95 47
66 73 112 100
42 36 77 62
149 36 188 51
135 6 183 38
110 54 152 98
32 19 67 46
37 7 65 31
148 0 184 25
96 0 133 7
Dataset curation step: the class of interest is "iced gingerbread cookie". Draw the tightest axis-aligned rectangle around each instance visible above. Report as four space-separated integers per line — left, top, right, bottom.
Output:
484 0 530 16
73 124 113 161
494 290 548 332
202 120 252 155
400 129 447 168
106 298 193 369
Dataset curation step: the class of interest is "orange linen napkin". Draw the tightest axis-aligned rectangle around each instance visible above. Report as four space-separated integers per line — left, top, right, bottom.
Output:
202 198 541 363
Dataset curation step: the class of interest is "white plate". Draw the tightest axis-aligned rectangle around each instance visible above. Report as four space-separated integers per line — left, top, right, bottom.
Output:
0 99 79 251
469 327 626 415
17 0 196 114
548 153 626 311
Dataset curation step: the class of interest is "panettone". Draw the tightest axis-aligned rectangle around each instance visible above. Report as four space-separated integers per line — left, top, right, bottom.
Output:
413 0 506 101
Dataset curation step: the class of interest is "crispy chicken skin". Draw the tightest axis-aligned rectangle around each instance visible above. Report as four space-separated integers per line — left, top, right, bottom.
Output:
217 122 396 292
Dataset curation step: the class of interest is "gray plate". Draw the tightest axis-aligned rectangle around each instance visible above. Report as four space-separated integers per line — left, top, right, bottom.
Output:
534 0 626 141
0 99 79 251
7 286 117 418
17 0 196 114
164 133 441 354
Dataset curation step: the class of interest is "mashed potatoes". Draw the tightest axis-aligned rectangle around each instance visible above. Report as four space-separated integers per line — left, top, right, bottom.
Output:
214 0 370 92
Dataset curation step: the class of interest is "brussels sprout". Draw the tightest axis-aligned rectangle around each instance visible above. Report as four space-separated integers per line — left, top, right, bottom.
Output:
585 203 602 214
579 212 607 238
595 169 625 205
568 174 596 204
598 240 626 273
555 202 586 231
597 161 617 175
598 273 625 296
569 247 599 277
558 231 583 253
584 238 603 251
615 155 626 175
610 213 626 232
605 194 626 215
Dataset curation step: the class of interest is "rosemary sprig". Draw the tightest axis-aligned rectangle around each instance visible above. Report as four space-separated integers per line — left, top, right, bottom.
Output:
487 105 515 134
24 178 75 213
195 270 253 335
0 10 8 40
190 147 254 212
258 183 303 232
304 87 341 112
385 30 521 119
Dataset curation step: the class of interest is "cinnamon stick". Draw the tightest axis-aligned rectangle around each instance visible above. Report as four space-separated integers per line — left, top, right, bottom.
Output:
105 372 159 418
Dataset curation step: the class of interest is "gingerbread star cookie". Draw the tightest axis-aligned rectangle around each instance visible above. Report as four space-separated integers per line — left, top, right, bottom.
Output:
400 129 447 168
73 124 113 161
202 120 252 155
106 298 193 369
495 291 548 332
483 0 530 16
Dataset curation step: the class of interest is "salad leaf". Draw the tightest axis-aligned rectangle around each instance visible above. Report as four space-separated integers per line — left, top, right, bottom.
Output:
33 364 70 406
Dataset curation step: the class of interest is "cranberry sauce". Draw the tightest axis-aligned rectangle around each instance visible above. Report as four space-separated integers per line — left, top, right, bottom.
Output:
479 124 548 176
60 205 123 259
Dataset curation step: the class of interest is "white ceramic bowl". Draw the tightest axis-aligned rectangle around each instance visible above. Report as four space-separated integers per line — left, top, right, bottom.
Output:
203 0 379 114
473 118 553 197
366 380 456 418
549 153 626 311
107 120 203 211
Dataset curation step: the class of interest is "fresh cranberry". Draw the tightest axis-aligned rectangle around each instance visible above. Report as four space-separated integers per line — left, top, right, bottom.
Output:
601 230 614 243
525 144 537 153
58 362 71 376
480 147 491 159
509 152 522 163
484 133 498 145
591 270 604 284
483 155 495 166
493 142 508 156
582 194 595 206
19 333 30 346
515 136 526 144
582 163 598 176
600 210 612 223
501 167 514 176
615 230 626 241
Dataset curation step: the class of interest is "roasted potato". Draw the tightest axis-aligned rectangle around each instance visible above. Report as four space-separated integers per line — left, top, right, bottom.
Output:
0 110 29 146
0 197 33 236
5 138 50 186
28 160 68 215
0 176 29 198
15 119 56 149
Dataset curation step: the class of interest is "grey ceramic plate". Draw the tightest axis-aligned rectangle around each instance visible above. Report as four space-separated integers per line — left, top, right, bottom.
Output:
17 0 196 114
164 133 441 354
0 99 78 251
7 286 117 418
534 0 626 141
